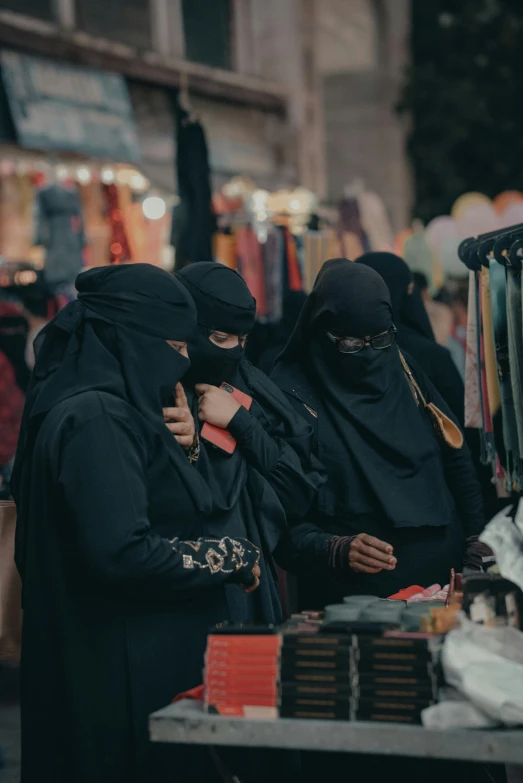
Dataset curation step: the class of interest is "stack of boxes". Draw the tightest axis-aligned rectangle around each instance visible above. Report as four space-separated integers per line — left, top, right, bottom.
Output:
204 630 280 718
279 624 352 720
351 630 440 724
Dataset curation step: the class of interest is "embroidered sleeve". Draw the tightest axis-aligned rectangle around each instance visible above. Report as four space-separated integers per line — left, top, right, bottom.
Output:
169 535 260 576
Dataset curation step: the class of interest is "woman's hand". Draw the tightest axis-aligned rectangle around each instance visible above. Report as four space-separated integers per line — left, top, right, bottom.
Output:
195 383 241 429
163 383 196 450
240 564 261 594
348 534 397 574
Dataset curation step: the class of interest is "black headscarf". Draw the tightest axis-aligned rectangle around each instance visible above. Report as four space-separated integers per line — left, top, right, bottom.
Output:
355 251 466 425
355 252 435 340
12 264 219 521
177 262 256 387
272 258 455 529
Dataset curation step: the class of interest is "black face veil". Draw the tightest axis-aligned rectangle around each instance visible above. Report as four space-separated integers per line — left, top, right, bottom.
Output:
12 264 218 516
272 258 455 530
177 262 256 387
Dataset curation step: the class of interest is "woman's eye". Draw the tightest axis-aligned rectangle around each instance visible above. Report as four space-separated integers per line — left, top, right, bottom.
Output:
213 335 227 344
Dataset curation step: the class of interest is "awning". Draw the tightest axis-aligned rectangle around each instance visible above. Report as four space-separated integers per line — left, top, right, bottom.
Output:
0 49 140 162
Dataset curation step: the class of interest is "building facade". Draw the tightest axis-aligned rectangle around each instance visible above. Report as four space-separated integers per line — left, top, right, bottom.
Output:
0 0 411 228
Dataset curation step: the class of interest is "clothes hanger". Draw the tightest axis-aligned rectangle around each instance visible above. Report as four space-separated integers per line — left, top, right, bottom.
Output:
507 237 523 271
458 237 482 271
493 224 523 267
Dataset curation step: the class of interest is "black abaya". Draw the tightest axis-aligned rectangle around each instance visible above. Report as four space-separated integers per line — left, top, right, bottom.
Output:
12 265 259 783
271 259 484 604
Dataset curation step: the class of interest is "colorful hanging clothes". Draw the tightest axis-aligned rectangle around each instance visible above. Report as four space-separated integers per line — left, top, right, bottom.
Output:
480 268 501 418
489 259 521 487
214 232 237 270
357 191 394 251
261 225 284 323
284 227 302 292
340 231 364 261
506 267 523 472
478 274 496 464
236 226 267 317
103 183 131 264
303 230 340 293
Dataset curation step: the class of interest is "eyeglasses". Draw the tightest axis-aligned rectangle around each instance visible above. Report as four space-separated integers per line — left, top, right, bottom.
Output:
326 326 397 354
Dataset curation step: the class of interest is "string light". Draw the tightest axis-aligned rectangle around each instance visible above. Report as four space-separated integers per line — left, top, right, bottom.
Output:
101 167 115 185
142 196 166 220
76 166 91 185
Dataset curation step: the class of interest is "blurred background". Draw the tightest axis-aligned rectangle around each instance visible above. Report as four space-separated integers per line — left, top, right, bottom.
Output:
1 2 523 777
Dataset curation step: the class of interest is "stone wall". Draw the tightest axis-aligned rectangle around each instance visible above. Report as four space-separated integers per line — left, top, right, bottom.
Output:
317 0 412 231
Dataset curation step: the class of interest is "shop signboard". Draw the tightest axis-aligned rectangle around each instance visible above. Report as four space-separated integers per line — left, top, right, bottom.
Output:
0 50 141 162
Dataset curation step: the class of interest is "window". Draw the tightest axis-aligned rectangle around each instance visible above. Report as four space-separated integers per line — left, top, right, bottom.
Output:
182 0 232 71
76 0 152 51
0 0 54 21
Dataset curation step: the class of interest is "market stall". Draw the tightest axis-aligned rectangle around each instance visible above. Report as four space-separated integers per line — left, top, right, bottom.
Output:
150 700 523 766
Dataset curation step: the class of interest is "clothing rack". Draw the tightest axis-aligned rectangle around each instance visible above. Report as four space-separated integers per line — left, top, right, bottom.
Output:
459 221 523 496
458 222 523 271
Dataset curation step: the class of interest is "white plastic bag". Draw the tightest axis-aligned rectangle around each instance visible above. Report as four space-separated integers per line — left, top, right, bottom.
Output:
480 502 523 592
442 617 523 726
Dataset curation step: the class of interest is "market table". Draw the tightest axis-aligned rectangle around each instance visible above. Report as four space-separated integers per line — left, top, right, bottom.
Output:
150 700 523 766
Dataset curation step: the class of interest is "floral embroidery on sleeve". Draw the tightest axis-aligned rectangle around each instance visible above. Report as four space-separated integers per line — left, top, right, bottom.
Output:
170 536 259 575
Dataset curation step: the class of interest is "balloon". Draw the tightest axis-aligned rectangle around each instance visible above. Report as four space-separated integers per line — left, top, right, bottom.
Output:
455 203 499 240
498 202 523 229
403 231 434 284
440 235 467 278
493 191 523 215
425 216 459 254
451 192 491 221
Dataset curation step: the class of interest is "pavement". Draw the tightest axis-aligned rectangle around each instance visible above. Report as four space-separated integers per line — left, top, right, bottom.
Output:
0 664 20 783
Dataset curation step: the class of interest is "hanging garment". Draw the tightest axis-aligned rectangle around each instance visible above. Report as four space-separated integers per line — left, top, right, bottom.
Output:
507 267 523 465
214 231 237 270
489 260 521 486
338 197 370 251
0 301 30 392
303 230 340 293
261 225 284 323
480 268 501 419
173 105 216 268
0 350 23 467
236 226 267 316
34 184 85 289
465 271 482 429
102 183 131 265
478 281 496 464
340 231 364 261
357 190 394 251
284 228 303 292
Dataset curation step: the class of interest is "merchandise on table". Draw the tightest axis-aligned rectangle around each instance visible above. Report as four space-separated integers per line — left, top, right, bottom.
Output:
204 627 281 718
201 593 461 724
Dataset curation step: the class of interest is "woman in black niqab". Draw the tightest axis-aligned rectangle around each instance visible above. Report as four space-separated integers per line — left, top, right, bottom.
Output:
271 259 484 606
176 263 324 625
12 264 260 783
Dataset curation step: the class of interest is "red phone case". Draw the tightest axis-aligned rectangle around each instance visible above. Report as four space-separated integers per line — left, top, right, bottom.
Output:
201 383 253 454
